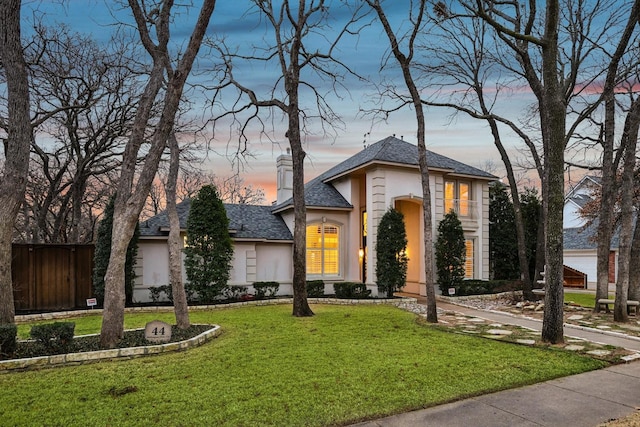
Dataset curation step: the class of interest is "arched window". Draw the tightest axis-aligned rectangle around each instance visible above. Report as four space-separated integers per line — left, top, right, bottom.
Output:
306 222 340 277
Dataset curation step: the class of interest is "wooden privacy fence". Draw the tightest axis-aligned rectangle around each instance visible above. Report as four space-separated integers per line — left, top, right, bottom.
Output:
12 244 95 312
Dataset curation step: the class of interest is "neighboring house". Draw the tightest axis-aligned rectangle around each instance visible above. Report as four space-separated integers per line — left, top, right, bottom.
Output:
135 136 497 302
562 175 617 288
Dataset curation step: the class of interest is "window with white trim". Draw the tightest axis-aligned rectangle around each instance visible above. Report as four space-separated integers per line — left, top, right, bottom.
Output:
306 223 340 277
445 180 472 217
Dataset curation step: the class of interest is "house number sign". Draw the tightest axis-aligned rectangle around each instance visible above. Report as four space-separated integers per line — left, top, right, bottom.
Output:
144 320 172 343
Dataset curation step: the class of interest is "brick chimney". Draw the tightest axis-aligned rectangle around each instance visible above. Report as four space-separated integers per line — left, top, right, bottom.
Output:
276 148 293 205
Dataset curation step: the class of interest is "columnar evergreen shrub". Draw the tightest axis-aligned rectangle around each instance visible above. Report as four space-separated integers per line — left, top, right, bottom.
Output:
184 185 234 303
435 210 466 295
489 182 519 280
375 208 408 298
93 196 139 306
521 188 542 280
0 324 17 358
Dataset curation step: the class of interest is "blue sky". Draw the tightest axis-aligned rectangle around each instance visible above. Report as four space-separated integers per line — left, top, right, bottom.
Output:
23 0 528 202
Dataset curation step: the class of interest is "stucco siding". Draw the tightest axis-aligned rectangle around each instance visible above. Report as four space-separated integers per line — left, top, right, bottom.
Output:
134 241 170 302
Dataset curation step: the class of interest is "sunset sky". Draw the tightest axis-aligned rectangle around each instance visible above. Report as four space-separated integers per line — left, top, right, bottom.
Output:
24 0 541 203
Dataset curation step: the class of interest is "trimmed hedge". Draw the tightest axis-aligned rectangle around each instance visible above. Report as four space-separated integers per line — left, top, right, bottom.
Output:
334 282 371 299
30 322 75 352
223 285 248 301
306 280 325 297
252 281 280 299
448 279 522 297
0 324 17 358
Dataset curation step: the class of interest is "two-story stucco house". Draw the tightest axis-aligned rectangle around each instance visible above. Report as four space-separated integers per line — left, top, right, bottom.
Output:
135 136 497 301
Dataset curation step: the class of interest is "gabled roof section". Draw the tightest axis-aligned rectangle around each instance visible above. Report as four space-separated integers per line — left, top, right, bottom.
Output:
321 136 498 182
566 175 601 199
140 199 292 241
567 193 592 209
272 136 497 212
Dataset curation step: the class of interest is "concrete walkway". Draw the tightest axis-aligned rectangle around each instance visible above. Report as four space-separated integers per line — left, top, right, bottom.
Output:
351 297 640 427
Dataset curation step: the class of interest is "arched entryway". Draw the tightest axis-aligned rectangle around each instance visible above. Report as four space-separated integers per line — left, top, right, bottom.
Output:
394 198 423 295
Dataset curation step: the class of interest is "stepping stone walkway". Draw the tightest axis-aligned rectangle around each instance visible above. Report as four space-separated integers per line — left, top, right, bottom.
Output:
564 345 585 351
486 329 513 336
587 349 612 357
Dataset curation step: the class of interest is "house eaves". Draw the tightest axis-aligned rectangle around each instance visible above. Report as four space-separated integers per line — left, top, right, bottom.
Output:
320 136 498 183
271 136 497 213
140 200 293 242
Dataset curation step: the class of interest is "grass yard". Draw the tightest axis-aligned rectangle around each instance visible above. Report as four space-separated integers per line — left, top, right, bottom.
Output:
3 304 605 426
564 291 613 308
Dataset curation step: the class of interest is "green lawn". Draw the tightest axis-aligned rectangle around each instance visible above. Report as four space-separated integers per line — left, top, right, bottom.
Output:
3 304 605 426
565 291 613 308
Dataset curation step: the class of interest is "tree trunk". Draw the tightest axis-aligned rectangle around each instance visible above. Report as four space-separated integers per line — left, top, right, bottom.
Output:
0 0 31 324
540 0 565 344
166 133 190 329
288 107 314 317
100 0 216 347
613 98 640 321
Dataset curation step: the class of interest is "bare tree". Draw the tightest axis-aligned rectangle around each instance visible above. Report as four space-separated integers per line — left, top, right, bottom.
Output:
453 0 640 342
208 0 365 317
100 0 217 348
419 5 538 298
460 0 566 344
364 0 437 322
0 0 31 324
143 169 267 218
613 95 640 321
592 1 640 314
16 25 141 243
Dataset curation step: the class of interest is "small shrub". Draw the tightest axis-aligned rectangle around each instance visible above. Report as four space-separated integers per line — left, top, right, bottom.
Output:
253 281 280 299
0 324 17 358
30 322 75 351
306 280 325 297
149 285 172 303
149 284 197 304
334 282 371 299
223 285 247 301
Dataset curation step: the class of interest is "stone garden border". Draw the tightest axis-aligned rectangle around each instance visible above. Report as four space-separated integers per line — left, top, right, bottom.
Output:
1 325 221 373
5 297 416 373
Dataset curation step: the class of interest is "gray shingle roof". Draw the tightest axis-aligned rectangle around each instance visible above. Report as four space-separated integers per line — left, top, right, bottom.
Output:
272 136 497 212
139 199 292 241
568 194 592 209
563 221 620 250
321 136 498 181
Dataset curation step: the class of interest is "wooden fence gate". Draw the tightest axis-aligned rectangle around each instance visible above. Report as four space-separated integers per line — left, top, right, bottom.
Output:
12 244 94 312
